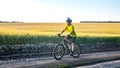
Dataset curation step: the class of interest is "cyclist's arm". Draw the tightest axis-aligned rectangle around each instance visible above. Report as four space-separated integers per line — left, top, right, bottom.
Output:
59 26 67 35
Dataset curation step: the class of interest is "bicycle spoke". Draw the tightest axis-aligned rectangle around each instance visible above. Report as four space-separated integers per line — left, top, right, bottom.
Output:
72 44 81 58
53 44 65 60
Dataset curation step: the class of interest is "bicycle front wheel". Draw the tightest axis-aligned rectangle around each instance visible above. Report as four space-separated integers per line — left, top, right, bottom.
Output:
72 44 81 58
53 44 65 60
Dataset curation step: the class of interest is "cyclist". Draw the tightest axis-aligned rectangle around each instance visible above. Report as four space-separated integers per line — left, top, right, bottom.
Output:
58 17 77 55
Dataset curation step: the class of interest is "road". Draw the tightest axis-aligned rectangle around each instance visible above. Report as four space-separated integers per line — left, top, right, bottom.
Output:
0 51 120 68
77 60 120 68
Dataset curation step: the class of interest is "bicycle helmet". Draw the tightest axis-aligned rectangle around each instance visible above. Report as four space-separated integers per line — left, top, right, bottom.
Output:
66 17 72 23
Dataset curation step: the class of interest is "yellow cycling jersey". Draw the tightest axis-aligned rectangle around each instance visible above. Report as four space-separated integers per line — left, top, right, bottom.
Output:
64 24 77 37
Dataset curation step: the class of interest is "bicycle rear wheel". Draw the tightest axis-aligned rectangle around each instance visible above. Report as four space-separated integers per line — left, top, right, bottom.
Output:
53 44 65 60
72 44 81 58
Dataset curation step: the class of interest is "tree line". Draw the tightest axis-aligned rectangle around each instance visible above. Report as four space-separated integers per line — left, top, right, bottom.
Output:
80 21 120 23
0 21 24 23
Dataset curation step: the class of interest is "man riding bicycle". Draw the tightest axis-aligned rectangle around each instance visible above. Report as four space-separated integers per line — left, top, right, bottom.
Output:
58 17 77 55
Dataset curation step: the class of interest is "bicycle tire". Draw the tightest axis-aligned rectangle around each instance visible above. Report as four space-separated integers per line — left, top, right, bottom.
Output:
53 44 65 60
72 43 81 58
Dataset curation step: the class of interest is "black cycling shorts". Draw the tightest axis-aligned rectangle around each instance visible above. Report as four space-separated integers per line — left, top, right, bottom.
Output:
67 35 76 43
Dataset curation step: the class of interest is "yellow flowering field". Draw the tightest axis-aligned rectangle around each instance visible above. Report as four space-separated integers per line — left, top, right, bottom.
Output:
0 23 120 37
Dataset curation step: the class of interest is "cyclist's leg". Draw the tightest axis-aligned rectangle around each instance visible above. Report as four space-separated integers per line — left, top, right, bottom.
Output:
65 35 72 49
64 35 70 42
66 36 76 56
71 37 76 52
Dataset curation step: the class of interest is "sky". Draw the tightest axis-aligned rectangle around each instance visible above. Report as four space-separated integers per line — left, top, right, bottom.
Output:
0 0 120 22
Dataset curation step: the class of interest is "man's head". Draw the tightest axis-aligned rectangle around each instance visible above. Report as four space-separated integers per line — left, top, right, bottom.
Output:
66 17 72 25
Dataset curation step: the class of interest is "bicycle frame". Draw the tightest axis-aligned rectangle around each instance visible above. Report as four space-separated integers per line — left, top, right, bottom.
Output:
59 36 72 54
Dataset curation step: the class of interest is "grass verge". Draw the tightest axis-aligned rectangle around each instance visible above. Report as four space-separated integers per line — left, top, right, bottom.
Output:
0 34 120 45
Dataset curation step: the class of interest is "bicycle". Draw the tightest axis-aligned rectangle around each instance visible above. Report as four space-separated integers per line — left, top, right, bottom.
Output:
53 34 81 60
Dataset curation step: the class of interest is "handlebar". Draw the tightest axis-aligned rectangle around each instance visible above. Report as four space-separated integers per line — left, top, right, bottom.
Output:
57 34 71 43
57 34 65 38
